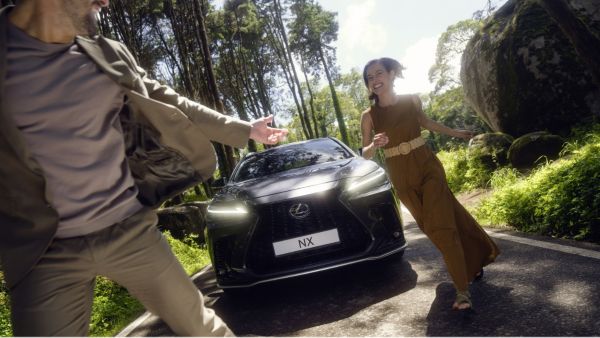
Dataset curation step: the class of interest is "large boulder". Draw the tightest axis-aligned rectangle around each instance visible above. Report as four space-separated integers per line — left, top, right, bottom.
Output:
461 0 600 137
157 201 209 245
507 131 565 170
468 132 514 169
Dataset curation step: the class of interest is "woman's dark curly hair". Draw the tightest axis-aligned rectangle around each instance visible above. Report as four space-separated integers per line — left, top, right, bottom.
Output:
362 57 406 102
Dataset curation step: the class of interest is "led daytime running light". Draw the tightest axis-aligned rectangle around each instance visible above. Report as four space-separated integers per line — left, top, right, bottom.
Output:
207 205 248 214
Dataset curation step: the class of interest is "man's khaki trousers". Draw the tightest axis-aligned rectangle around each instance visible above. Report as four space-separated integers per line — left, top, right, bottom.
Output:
9 208 233 336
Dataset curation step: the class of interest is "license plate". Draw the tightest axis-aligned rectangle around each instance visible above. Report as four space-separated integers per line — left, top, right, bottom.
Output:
272 228 340 256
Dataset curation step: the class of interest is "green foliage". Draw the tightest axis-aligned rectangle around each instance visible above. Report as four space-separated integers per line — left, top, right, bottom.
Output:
90 277 144 336
164 231 211 276
288 0 338 65
336 69 370 112
0 272 10 337
424 87 491 151
488 166 522 190
162 185 210 208
428 19 482 94
290 70 366 151
475 126 600 242
180 187 209 203
0 232 210 336
437 146 494 193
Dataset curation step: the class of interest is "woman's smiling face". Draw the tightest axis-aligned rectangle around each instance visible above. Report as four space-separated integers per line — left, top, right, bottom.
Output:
366 62 395 96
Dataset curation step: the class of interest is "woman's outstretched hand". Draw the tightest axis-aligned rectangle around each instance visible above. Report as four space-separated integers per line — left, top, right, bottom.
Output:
249 115 289 145
453 129 475 140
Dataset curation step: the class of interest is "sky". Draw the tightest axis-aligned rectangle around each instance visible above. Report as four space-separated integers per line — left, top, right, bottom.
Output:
318 0 506 94
212 0 507 95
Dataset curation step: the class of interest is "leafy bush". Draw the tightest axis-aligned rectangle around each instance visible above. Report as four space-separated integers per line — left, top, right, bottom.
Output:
475 127 600 242
437 146 494 193
0 273 10 337
164 232 211 276
424 87 491 151
0 231 210 337
90 277 145 336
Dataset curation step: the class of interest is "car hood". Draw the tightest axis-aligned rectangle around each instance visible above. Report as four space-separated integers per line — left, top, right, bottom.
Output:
214 158 380 202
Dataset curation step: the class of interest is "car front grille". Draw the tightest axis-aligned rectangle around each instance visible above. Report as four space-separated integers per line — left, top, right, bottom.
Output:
245 191 371 274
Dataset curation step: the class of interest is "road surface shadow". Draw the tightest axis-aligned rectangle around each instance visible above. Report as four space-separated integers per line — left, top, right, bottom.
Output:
210 256 418 336
127 255 417 336
425 276 600 336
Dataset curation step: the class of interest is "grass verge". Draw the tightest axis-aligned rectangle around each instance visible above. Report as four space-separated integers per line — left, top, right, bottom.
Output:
474 128 600 242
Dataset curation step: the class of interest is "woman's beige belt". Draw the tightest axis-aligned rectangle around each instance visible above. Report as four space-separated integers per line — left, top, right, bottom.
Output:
383 136 426 157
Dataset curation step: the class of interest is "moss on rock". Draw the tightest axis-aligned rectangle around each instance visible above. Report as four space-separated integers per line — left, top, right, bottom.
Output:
468 132 514 169
461 0 600 137
508 131 565 169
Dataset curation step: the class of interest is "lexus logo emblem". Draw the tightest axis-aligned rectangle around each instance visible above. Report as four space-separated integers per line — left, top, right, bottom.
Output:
289 203 310 219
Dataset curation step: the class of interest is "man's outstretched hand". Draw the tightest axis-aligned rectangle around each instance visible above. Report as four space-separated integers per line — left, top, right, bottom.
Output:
249 115 289 145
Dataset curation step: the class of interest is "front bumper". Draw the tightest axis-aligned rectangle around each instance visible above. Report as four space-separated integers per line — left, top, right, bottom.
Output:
206 182 406 288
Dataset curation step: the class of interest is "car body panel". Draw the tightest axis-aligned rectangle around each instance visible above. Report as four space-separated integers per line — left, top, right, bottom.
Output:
206 138 406 288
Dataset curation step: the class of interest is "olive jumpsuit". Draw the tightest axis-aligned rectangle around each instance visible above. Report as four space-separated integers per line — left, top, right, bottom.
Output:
369 95 500 292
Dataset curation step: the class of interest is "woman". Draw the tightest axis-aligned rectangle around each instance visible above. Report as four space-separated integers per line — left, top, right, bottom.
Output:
360 57 500 311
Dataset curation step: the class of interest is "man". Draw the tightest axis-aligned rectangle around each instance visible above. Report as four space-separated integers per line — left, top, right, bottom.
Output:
0 0 288 335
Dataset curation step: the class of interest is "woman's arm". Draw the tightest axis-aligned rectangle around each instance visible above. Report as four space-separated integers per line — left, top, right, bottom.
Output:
361 111 376 159
360 110 388 159
413 96 474 140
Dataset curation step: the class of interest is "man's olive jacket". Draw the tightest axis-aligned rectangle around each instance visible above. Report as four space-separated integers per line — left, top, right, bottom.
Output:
0 6 251 288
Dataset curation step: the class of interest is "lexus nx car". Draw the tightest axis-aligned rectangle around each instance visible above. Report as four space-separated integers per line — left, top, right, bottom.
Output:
205 137 406 289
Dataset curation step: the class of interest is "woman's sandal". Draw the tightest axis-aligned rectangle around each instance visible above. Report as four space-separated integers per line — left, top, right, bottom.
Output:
452 290 472 311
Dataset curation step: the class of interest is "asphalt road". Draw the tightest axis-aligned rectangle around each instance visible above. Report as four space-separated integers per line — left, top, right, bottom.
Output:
120 210 600 336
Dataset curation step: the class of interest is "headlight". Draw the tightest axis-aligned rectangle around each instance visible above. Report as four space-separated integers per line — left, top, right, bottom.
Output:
346 167 388 192
207 203 249 216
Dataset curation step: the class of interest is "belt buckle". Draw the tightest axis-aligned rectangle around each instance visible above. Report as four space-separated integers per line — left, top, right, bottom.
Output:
398 142 411 155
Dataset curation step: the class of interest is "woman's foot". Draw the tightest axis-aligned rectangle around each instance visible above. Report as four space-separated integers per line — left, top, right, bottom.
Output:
474 268 484 281
452 290 472 310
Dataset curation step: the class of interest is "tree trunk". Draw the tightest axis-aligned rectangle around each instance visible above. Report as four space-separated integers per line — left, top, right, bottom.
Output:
193 0 236 178
252 50 276 118
318 45 348 144
273 0 314 139
164 0 197 97
300 55 320 138
264 14 311 139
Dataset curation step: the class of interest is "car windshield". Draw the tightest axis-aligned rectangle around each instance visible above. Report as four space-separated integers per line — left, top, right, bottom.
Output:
232 139 353 182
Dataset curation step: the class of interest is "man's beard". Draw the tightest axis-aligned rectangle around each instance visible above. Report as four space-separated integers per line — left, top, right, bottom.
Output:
83 12 99 36
64 2 99 37
71 11 99 37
